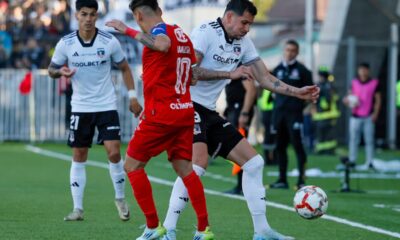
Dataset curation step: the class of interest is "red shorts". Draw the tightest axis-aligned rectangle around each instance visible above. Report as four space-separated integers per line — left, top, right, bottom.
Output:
126 120 193 162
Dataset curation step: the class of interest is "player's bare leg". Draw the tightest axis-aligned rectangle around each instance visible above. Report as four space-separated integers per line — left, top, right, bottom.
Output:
125 156 166 240
64 147 88 221
104 140 129 221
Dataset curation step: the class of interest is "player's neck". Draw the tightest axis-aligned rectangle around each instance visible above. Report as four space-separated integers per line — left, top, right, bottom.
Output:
143 17 164 34
221 17 234 40
78 28 97 42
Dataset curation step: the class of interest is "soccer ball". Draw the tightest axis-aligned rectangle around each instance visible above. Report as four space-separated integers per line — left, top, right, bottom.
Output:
293 185 328 219
347 94 359 108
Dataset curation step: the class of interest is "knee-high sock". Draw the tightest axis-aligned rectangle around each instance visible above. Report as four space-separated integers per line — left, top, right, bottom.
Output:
182 171 209 231
109 160 125 199
127 168 158 228
242 155 271 234
163 165 205 230
70 161 86 210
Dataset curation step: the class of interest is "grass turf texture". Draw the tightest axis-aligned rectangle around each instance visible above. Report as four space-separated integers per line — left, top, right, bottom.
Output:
0 142 399 240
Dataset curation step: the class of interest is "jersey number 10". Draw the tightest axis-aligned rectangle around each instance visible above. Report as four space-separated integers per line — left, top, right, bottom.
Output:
175 57 191 95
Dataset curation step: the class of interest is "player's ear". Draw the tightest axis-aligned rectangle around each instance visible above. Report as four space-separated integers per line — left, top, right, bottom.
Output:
136 10 143 22
75 11 79 21
156 6 162 16
225 11 234 24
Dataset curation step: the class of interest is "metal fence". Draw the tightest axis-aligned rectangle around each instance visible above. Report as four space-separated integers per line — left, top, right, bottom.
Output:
0 68 143 143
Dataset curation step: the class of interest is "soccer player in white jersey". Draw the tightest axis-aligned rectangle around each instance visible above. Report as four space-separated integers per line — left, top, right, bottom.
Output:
48 0 142 222
161 1 319 240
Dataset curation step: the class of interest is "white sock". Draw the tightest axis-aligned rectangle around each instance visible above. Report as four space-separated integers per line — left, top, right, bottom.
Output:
241 155 270 234
70 161 86 210
109 160 126 199
163 164 205 230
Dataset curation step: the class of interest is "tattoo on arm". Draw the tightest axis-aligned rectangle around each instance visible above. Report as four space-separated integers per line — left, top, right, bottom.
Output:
192 66 230 81
286 87 293 94
48 63 62 78
137 33 156 49
273 80 281 89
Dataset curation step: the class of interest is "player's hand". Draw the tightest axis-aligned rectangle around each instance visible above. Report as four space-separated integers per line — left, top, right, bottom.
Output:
238 114 248 129
296 85 320 103
105 19 127 34
129 98 142 117
59 66 76 78
230 65 255 81
191 78 198 86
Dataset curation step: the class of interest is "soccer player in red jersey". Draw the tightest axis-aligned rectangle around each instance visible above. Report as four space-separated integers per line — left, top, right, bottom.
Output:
106 0 214 239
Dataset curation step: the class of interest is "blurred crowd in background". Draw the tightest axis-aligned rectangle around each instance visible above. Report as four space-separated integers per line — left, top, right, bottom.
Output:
0 0 70 69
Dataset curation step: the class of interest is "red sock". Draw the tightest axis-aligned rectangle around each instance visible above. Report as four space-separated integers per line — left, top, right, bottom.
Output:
182 171 209 231
127 168 159 228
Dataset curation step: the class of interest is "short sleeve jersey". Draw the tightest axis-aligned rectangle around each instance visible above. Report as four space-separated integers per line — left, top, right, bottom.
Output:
190 18 259 111
141 23 196 126
51 29 125 112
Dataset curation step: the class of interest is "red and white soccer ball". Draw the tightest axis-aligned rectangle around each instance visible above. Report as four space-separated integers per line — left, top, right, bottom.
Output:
293 185 328 219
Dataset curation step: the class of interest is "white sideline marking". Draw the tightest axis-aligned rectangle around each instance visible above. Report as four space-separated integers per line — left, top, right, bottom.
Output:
25 145 400 239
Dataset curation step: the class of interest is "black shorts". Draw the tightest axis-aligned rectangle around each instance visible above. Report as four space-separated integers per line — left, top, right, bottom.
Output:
193 102 243 159
67 110 121 148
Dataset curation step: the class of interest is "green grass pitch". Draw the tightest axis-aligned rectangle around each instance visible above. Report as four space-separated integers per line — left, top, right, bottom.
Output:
0 142 399 240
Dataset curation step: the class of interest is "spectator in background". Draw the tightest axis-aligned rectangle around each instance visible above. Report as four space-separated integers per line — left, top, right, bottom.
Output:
269 39 313 190
343 63 381 170
0 45 7 67
312 67 340 155
21 38 44 69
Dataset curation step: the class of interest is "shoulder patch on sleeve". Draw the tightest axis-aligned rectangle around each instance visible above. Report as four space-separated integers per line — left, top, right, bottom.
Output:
151 23 167 36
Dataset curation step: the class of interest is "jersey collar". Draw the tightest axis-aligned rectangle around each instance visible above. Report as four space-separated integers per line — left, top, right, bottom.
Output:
77 28 98 48
217 17 234 45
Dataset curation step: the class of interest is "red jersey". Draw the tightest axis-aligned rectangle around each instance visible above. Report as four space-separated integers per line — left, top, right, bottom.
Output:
141 23 196 126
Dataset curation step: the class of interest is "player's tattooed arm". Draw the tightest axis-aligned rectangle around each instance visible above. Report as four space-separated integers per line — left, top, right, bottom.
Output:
192 50 254 81
105 19 171 52
48 62 76 79
248 59 297 96
192 50 230 81
248 59 320 102
136 33 171 52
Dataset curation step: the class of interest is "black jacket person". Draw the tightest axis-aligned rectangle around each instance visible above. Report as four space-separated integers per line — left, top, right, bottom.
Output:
269 39 313 190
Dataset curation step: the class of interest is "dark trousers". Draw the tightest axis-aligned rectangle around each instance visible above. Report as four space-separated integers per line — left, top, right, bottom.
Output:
274 111 307 184
261 110 276 164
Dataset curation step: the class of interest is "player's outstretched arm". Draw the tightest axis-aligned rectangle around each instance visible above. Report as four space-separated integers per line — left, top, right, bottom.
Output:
116 60 142 117
249 59 320 102
48 62 76 79
106 19 171 53
192 50 255 82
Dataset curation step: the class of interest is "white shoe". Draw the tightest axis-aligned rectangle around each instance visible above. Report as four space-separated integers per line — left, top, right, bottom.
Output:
253 229 294 240
160 229 176 240
64 208 84 221
136 224 166 240
115 198 130 221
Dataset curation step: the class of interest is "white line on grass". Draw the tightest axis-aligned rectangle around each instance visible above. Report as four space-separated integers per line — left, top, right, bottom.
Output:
25 145 400 239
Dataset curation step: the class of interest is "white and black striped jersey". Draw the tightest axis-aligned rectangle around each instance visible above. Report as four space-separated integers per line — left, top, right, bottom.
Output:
190 18 259 111
51 28 126 112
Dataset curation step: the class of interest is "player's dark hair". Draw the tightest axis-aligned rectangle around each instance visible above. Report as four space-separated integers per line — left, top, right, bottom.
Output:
76 0 98 11
358 62 370 69
129 0 159 12
225 0 257 16
285 39 299 50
